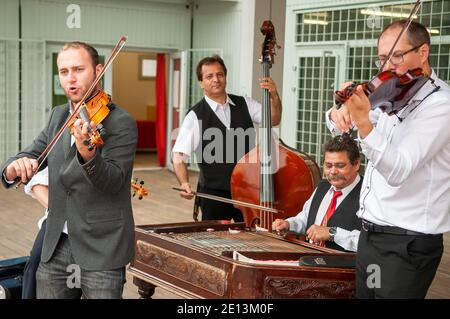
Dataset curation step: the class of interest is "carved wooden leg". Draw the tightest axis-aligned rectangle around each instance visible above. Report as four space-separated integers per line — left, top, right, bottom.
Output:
133 277 156 299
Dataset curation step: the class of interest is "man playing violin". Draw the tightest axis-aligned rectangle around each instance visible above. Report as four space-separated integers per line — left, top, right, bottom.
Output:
1 42 138 298
172 55 282 222
327 20 450 298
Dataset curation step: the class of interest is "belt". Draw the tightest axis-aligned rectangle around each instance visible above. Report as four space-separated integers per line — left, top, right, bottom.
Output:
362 220 429 236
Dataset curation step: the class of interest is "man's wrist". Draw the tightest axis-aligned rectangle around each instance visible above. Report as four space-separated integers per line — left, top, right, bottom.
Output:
356 119 373 139
328 227 337 242
3 171 15 184
78 147 96 164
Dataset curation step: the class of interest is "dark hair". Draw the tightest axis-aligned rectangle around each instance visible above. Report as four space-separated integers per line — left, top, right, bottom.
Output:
378 20 431 48
323 135 360 165
196 55 227 81
59 41 100 68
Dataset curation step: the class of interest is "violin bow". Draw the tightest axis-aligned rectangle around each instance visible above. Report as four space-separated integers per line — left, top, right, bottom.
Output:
15 36 127 188
372 0 422 83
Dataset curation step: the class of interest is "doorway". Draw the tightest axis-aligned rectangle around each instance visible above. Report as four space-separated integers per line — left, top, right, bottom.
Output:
112 51 163 169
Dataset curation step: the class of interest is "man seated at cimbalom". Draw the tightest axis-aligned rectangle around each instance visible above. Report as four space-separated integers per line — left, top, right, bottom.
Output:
273 135 362 252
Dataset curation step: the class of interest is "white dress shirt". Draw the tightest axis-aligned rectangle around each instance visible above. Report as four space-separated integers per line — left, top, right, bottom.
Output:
286 175 361 252
24 167 49 230
326 70 450 234
172 94 262 157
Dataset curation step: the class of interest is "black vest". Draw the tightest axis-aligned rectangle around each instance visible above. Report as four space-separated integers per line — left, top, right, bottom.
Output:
191 94 256 191
306 178 363 252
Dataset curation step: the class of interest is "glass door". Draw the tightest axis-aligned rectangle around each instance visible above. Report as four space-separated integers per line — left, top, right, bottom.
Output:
295 46 345 165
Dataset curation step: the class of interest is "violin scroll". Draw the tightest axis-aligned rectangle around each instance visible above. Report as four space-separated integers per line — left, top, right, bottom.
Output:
131 178 149 200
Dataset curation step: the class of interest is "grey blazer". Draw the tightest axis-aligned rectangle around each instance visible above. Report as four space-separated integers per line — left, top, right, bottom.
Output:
1 102 138 271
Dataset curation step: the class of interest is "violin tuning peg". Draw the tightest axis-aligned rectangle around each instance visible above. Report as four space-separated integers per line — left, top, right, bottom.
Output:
140 181 144 185
83 140 90 146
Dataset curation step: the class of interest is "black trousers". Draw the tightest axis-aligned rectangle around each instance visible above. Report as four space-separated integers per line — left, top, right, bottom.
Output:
198 188 243 222
22 219 46 299
356 228 443 299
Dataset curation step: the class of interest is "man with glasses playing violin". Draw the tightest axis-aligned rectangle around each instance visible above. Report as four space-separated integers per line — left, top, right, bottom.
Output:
327 20 450 298
1 42 138 298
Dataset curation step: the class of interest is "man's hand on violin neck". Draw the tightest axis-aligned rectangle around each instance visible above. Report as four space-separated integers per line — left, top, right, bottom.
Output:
73 119 97 162
5 157 38 183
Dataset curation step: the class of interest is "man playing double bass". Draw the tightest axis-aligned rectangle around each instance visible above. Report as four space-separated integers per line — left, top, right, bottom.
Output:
172 55 282 222
1 41 137 298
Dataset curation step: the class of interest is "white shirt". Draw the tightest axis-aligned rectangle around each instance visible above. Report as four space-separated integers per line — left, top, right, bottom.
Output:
172 94 262 157
326 70 450 234
286 175 361 252
24 167 49 230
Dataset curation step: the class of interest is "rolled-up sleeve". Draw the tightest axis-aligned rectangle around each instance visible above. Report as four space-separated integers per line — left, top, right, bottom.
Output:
24 167 49 198
334 228 360 252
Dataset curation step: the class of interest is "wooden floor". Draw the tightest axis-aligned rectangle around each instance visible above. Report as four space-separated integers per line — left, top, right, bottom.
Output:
0 151 448 298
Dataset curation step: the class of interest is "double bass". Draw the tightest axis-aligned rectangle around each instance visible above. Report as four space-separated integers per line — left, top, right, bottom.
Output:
231 21 321 230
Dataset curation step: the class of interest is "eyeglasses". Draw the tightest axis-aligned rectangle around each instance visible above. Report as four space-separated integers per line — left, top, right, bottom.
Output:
324 162 349 170
374 43 424 69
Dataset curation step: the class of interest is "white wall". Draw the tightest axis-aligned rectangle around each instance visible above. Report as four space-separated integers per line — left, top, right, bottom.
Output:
0 0 20 162
286 0 387 11
21 0 191 50
0 0 19 39
191 0 286 119
193 0 255 97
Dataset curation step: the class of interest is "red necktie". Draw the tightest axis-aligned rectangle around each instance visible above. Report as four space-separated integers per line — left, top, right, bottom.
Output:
318 190 342 247
321 189 343 227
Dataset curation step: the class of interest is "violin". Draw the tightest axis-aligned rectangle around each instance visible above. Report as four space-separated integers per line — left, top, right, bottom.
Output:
335 68 430 115
334 0 428 115
15 36 127 189
68 89 111 151
131 178 149 200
